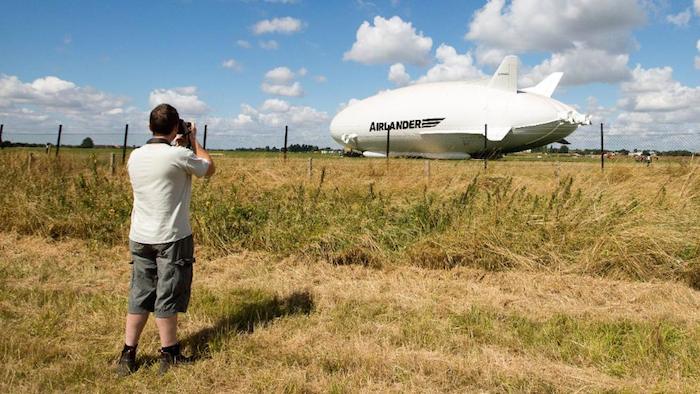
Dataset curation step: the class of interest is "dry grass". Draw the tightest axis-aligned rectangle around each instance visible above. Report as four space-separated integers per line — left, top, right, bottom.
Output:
1 150 700 392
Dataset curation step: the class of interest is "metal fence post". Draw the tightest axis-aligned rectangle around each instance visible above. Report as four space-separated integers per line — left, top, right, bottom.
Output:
484 124 488 170
121 124 129 165
283 125 288 161
55 124 63 158
203 124 208 150
386 128 390 162
600 123 604 172
0 124 4 149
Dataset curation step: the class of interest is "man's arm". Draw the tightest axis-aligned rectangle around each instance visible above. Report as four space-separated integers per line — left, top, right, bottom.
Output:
188 124 215 177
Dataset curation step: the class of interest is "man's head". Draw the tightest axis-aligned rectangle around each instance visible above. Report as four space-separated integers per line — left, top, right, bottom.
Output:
149 104 179 136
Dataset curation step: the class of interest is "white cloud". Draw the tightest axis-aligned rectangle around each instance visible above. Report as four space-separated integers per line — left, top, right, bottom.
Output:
252 17 305 35
259 40 279 50
696 40 700 70
222 58 243 71
416 44 485 84
261 81 303 97
696 0 700 15
204 100 330 147
149 86 208 117
0 74 142 142
343 16 433 66
388 63 410 86
466 0 645 65
236 39 251 48
261 66 304 97
314 75 327 83
297 67 308 77
522 46 630 87
261 98 291 112
265 66 296 84
666 9 691 27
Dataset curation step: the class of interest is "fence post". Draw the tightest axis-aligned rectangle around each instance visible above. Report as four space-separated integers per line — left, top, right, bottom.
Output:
424 160 430 178
55 124 63 158
27 152 33 171
0 124 3 149
121 124 129 165
110 152 116 175
283 125 288 161
484 124 488 170
307 157 313 178
203 124 208 150
386 128 390 163
600 123 604 172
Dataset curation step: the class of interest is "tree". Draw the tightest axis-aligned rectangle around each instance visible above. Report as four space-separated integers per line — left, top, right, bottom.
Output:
80 137 94 148
559 145 569 154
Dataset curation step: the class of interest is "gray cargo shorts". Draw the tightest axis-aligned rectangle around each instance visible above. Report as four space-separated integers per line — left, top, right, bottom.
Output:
128 235 195 318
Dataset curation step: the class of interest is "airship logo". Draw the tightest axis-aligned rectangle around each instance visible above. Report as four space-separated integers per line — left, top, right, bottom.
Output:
369 117 445 132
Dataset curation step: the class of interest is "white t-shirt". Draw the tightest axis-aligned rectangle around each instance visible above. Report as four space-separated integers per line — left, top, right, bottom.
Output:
127 143 210 244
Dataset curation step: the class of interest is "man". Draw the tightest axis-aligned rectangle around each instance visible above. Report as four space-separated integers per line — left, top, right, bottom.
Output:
117 103 215 376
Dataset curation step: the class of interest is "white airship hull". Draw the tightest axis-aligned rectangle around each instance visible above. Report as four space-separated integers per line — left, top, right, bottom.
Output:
330 56 590 159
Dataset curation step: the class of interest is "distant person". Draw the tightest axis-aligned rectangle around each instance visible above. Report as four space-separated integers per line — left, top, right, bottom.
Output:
116 103 215 376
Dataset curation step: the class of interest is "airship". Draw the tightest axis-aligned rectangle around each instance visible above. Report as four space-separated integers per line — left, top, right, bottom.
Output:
330 56 591 159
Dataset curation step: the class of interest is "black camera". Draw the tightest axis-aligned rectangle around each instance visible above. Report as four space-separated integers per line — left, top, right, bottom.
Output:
177 119 194 150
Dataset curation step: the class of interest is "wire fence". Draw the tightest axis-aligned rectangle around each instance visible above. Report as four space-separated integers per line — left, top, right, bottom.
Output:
0 122 697 165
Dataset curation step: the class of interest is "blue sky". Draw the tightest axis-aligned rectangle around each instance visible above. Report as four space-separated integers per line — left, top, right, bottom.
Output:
1 0 700 149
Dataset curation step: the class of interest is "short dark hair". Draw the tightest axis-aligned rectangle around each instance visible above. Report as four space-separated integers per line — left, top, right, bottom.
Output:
149 104 179 135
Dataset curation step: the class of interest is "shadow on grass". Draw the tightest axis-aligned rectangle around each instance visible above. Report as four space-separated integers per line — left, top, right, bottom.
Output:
136 290 314 369
184 289 314 359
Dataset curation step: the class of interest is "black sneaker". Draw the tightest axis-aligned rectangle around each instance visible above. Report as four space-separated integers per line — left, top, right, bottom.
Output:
159 347 194 375
116 346 137 377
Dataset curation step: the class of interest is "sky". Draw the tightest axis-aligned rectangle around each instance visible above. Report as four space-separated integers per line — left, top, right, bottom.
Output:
1 0 700 150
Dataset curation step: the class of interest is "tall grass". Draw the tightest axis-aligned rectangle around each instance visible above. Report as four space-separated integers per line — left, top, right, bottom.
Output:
1 150 699 285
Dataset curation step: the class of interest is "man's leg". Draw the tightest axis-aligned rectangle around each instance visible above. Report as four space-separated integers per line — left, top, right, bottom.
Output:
155 315 178 347
125 313 149 347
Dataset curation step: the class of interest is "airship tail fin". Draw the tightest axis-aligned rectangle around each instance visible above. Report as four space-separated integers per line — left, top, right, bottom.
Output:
521 72 563 97
488 55 518 92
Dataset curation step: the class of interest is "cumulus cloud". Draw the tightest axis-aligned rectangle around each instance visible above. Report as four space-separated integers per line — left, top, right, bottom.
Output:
221 58 243 71
0 74 142 143
416 44 485 84
696 40 700 70
259 40 279 50
252 17 305 35
261 81 303 97
388 63 410 86
466 0 645 63
261 66 305 97
204 100 330 147
666 9 691 27
696 0 700 15
521 46 631 86
344 16 433 66
580 65 700 149
149 86 208 117
314 75 327 83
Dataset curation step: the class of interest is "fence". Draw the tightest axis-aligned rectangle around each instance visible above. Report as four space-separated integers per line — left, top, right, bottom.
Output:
0 122 698 168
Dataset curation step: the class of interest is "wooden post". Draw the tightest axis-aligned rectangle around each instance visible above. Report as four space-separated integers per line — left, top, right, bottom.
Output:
424 160 430 178
600 123 604 172
203 124 208 150
0 124 4 149
27 152 33 171
55 124 63 158
283 125 288 161
121 124 129 165
110 152 116 175
484 124 488 170
307 157 313 178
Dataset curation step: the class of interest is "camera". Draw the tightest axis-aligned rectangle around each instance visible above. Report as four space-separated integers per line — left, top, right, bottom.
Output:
177 119 194 150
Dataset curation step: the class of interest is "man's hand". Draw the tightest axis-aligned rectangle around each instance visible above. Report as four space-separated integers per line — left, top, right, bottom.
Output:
188 122 197 147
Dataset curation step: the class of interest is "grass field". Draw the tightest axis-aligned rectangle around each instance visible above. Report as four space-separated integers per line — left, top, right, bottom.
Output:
1 149 700 392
